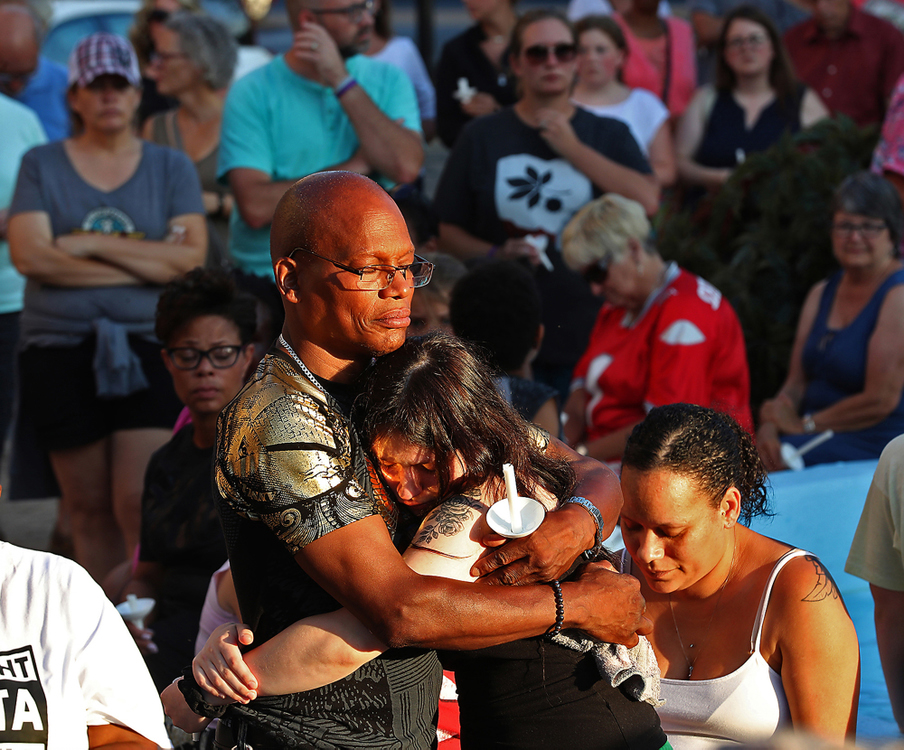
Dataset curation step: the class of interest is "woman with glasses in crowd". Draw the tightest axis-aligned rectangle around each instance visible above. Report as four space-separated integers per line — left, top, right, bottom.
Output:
757 171 904 470
434 8 658 400
129 0 202 123
143 11 238 268
675 5 827 195
560 194 752 465
7 33 206 584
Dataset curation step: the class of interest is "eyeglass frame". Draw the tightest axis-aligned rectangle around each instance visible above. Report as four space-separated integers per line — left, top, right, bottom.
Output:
582 257 610 285
309 0 378 23
150 50 190 64
523 43 578 66
289 247 434 290
165 345 247 370
724 33 769 50
831 220 888 239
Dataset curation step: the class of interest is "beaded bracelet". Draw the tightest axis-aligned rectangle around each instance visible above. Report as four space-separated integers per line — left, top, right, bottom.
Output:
335 76 358 98
546 580 564 636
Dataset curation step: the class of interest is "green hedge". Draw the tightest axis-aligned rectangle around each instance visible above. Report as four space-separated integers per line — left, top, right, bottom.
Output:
656 116 879 412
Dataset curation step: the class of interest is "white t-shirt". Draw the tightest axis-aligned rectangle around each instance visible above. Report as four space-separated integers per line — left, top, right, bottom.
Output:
0 542 172 749
574 89 670 156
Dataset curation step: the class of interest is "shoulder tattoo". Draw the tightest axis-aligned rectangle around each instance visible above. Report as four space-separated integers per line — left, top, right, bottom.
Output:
412 495 483 547
801 554 841 603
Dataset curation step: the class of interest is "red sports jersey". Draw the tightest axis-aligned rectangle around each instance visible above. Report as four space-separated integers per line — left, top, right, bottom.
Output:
572 266 752 459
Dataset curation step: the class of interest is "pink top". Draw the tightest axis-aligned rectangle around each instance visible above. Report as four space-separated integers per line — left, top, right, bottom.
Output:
614 14 697 118
872 73 904 179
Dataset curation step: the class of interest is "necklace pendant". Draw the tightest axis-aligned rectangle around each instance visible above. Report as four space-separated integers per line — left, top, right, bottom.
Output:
689 643 695 648
687 665 694 679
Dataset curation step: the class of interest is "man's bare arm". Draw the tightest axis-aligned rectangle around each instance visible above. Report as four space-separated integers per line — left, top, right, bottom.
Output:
295 515 647 650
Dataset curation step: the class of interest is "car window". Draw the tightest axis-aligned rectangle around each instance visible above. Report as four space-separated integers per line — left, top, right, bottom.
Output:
42 13 136 66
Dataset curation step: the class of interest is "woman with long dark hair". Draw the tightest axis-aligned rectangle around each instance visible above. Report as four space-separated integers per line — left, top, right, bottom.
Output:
675 5 827 193
166 334 668 750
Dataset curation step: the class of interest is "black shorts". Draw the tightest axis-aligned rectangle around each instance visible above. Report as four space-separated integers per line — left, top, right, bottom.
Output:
18 335 182 452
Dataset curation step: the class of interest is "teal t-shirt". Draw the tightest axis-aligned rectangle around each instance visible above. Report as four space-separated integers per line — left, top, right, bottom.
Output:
218 55 422 278
0 94 46 316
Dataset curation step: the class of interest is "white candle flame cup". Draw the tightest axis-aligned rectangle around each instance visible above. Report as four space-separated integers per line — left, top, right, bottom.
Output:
502 462 521 533
780 429 834 471
116 595 155 631
486 495 547 538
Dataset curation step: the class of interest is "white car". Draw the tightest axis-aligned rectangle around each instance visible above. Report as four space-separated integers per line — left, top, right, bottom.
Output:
42 0 271 81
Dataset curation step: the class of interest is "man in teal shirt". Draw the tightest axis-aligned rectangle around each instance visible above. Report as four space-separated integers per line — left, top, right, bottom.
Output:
218 0 423 277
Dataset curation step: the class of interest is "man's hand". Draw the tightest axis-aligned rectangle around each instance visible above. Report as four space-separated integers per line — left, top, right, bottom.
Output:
290 21 347 87
570 562 651 646
193 622 259 703
471 503 596 585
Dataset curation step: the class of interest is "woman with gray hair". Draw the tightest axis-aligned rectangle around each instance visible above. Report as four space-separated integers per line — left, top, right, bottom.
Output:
758 171 904 469
142 11 237 267
561 193 752 464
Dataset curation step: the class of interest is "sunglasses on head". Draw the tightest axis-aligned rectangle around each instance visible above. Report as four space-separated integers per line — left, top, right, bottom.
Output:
523 43 577 65
582 258 609 285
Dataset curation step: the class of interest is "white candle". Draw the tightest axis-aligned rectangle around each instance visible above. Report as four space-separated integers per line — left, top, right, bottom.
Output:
502 463 521 534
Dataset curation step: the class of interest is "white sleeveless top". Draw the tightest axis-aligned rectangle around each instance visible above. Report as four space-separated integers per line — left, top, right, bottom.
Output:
624 548 808 750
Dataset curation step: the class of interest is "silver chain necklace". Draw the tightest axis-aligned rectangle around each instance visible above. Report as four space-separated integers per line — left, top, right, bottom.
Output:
278 334 325 395
668 535 737 680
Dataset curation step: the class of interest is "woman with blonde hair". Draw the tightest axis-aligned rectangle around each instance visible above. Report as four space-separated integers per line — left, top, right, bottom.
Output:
561 194 752 463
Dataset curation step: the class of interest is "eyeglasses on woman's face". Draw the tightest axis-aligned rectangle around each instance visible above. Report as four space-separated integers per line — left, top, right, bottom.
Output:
166 345 246 370
725 32 769 50
831 220 888 239
582 257 610 285
523 43 578 66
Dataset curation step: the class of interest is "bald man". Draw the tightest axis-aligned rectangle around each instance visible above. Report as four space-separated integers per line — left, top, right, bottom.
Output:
174 172 646 747
0 4 69 141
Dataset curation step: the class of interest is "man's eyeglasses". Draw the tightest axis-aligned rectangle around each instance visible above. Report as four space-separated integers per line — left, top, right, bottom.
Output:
166 345 245 370
582 258 609 285
725 33 768 50
290 247 434 290
523 43 577 66
831 221 887 239
310 0 378 23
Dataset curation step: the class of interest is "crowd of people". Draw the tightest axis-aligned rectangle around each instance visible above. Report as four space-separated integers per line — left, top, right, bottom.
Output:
2 0 904 745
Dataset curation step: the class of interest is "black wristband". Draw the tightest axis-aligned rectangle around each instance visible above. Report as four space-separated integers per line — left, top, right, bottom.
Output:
545 580 564 636
178 666 229 719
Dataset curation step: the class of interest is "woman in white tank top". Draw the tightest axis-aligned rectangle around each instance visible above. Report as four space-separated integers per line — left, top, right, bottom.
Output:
619 404 859 747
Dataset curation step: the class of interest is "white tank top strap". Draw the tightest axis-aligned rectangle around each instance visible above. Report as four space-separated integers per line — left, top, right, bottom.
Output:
749 548 810 653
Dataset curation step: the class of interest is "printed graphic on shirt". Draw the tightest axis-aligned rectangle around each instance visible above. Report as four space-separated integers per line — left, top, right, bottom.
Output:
0 645 48 748
78 207 144 238
495 154 592 235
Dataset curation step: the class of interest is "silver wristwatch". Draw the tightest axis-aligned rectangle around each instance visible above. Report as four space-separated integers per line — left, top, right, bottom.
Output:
564 496 606 561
